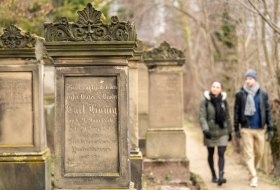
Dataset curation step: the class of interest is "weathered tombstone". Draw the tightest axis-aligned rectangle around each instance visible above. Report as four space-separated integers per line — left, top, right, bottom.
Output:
128 41 143 190
44 3 136 189
44 65 55 152
137 48 149 155
143 41 189 182
0 25 50 190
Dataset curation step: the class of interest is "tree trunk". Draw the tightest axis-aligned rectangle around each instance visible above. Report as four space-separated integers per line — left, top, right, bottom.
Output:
199 0 215 66
270 0 280 177
271 99 280 176
272 0 280 98
253 13 261 77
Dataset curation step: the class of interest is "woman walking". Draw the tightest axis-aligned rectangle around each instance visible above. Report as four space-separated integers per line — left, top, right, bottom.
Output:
199 81 232 186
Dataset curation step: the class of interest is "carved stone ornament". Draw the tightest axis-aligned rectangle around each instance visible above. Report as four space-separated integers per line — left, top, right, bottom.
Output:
44 3 136 42
135 40 144 52
0 25 36 48
144 41 185 60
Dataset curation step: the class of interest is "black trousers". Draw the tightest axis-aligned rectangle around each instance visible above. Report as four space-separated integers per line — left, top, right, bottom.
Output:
207 146 227 177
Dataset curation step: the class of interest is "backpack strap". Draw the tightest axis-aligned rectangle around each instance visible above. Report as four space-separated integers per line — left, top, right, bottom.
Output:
205 99 208 109
204 98 209 120
223 100 228 110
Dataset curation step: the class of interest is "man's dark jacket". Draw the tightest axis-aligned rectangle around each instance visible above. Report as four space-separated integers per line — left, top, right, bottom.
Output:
234 87 273 132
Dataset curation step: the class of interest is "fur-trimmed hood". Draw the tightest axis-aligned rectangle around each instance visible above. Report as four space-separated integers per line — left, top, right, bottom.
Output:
204 91 227 101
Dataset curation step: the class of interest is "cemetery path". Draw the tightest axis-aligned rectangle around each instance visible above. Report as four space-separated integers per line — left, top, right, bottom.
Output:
185 121 280 190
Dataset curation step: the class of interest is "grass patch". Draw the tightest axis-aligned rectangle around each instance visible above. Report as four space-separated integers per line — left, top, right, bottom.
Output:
190 172 208 190
271 176 280 186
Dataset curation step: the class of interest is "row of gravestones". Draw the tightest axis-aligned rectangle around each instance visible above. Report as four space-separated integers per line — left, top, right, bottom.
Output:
0 3 188 190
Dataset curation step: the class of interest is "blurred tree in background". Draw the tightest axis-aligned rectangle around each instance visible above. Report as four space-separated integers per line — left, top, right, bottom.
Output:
49 0 114 25
0 0 52 35
0 0 114 36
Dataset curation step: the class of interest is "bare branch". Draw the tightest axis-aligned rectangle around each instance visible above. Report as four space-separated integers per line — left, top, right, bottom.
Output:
247 0 280 34
159 3 206 30
237 0 258 14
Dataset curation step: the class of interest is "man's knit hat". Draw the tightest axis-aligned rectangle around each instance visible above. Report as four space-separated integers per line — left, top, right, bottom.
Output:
244 69 257 80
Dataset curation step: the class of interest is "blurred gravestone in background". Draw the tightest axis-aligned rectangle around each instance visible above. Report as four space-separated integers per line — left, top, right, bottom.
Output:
138 49 149 156
129 40 144 190
0 25 50 190
143 41 189 183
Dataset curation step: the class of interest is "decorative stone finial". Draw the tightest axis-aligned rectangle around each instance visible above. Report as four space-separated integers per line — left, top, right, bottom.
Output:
143 41 185 61
0 25 36 48
44 3 136 42
135 40 144 52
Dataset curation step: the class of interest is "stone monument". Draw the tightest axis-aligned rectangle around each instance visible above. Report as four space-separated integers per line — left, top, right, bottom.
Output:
143 41 189 182
44 3 136 189
128 41 143 190
137 47 149 155
0 25 50 190
44 65 55 152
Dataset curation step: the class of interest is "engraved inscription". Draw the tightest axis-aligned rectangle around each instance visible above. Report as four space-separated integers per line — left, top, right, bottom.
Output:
64 76 119 174
150 73 182 128
0 72 33 145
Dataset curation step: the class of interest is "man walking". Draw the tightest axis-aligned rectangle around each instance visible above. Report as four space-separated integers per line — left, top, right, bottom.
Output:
234 69 274 187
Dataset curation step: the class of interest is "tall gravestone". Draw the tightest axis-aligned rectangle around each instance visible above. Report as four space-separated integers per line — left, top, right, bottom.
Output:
0 25 50 190
143 41 189 182
44 65 55 152
137 48 149 156
128 41 143 190
44 4 136 189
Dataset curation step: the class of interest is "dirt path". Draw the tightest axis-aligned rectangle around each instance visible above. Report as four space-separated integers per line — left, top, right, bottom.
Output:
185 121 280 190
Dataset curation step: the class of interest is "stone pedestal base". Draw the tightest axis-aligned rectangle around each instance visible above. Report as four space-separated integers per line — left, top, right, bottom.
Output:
130 150 143 190
55 188 136 190
146 128 186 159
0 149 50 190
55 186 136 190
55 188 135 190
143 159 190 183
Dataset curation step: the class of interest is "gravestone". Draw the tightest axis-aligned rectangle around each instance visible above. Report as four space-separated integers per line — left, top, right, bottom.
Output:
138 51 149 155
128 40 143 190
44 65 55 152
0 25 50 190
143 41 189 182
44 3 136 189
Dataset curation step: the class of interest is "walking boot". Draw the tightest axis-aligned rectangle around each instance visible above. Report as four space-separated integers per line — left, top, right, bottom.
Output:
217 171 227 186
250 176 258 187
212 176 218 183
211 171 218 183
